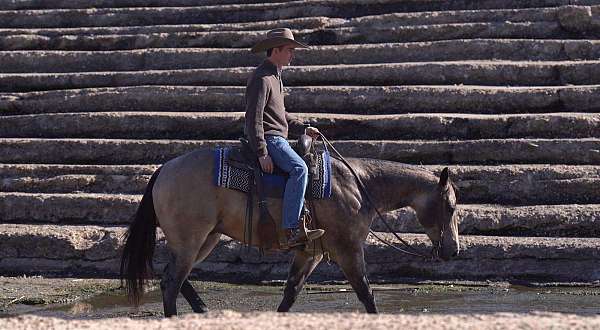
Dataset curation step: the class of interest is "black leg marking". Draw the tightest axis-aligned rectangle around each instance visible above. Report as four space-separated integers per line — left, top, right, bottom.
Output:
180 279 209 313
277 252 323 312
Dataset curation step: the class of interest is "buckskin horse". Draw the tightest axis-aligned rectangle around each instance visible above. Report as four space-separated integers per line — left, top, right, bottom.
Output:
120 142 460 316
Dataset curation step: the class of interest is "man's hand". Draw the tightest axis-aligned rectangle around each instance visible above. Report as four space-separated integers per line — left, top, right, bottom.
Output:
305 126 320 139
259 155 274 174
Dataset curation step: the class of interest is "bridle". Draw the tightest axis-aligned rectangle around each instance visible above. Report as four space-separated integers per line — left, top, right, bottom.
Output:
317 133 434 259
432 184 455 259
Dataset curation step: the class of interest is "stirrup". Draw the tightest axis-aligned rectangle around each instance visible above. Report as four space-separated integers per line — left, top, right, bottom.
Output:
299 207 325 242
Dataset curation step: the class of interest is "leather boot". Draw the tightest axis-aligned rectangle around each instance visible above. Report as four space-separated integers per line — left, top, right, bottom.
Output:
285 227 325 248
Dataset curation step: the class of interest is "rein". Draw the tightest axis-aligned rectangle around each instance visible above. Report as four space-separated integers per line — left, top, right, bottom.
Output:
317 133 430 259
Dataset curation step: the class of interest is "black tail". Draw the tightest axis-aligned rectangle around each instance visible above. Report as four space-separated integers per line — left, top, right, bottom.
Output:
120 166 162 305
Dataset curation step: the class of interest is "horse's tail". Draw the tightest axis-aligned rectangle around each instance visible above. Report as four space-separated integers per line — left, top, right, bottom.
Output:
120 166 162 305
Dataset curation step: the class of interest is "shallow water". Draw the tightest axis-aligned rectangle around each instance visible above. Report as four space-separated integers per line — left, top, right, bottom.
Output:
5 283 600 318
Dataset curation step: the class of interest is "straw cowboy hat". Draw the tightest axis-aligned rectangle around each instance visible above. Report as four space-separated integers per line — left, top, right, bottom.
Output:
251 28 309 53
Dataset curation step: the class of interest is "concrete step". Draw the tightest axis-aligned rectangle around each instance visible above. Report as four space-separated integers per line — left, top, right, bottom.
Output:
4 61 600 92
0 7 565 36
0 0 281 10
2 165 600 205
4 22 598 51
5 0 598 11
0 17 340 37
2 191 598 236
0 224 598 281
1 39 600 73
2 85 600 116
1 138 599 165
2 1 598 28
0 164 158 177
2 112 599 140
380 204 600 237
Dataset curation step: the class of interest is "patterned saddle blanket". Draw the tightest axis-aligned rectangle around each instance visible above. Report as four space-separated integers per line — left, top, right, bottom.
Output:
214 147 333 200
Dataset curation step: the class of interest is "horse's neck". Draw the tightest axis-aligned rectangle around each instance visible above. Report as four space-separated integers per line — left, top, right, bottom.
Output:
356 159 437 213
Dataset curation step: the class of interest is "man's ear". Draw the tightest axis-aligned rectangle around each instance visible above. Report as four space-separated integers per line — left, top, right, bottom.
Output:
439 167 449 188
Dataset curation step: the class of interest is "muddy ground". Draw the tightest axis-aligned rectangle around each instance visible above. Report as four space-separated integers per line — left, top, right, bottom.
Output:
0 276 599 329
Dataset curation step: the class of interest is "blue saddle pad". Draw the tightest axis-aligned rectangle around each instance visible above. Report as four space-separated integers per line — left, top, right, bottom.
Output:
214 147 332 200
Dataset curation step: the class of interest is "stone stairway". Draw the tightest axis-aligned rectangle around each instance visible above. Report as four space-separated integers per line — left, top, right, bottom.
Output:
1 0 600 283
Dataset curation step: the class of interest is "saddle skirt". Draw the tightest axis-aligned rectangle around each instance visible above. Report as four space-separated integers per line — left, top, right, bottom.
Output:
213 147 333 200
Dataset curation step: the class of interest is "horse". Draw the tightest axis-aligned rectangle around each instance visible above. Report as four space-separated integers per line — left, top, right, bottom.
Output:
120 147 459 316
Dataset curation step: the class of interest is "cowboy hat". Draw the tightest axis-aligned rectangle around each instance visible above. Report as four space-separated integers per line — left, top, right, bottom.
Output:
251 28 309 53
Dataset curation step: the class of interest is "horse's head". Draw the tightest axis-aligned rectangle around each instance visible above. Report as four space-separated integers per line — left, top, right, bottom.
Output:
415 167 459 261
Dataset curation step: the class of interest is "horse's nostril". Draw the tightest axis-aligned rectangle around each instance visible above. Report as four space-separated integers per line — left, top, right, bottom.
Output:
452 251 459 257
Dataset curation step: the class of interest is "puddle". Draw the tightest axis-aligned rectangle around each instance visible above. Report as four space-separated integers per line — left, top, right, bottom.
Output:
3 283 600 318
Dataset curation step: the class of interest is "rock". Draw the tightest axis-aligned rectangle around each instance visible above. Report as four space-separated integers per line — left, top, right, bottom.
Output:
558 5 593 32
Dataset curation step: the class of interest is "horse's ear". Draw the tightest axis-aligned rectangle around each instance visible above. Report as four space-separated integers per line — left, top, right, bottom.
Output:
439 167 449 187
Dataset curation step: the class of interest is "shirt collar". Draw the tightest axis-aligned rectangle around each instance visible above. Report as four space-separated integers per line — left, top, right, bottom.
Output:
262 59 281 77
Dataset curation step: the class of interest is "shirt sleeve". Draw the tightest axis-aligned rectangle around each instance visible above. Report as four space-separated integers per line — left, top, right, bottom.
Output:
285 112 306 137
245 77 270 157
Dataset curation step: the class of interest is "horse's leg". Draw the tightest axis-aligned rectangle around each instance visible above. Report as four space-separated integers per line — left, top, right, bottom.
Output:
179 232 221 313
161 249 196 317
277 251 323 312
337 247 378 313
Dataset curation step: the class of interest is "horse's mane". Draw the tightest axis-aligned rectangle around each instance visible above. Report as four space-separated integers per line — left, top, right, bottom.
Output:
340 157 460 199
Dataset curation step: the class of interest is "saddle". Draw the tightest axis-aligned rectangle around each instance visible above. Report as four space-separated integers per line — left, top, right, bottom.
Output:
227 134 322 251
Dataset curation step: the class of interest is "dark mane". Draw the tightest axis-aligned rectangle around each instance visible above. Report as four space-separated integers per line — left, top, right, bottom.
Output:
344 157 460 199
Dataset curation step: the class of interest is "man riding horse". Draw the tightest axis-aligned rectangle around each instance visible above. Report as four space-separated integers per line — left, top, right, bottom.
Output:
120 28 460 317
245 28 325 248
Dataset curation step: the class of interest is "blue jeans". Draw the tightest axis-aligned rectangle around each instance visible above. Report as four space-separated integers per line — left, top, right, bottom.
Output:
265 135 308 229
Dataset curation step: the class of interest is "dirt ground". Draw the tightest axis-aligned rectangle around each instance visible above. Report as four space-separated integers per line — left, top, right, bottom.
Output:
3 311 600 330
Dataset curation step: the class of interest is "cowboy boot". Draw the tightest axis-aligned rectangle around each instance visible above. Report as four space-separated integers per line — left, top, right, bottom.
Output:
285 227 325 248
285 208 325 248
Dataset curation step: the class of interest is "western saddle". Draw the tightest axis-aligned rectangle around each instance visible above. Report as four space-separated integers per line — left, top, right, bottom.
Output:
226 134 322 251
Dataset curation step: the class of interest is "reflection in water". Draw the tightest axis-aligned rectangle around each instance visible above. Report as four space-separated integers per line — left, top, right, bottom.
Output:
68 302 93 315
12 283 600 318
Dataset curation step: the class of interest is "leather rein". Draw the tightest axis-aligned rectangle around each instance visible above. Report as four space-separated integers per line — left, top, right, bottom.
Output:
317 133 430 259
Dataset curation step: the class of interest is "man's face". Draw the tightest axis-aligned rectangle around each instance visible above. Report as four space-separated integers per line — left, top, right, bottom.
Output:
271 44 295 67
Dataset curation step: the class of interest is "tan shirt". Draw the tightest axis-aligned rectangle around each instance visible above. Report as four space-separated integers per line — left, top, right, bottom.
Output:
244 59 304 157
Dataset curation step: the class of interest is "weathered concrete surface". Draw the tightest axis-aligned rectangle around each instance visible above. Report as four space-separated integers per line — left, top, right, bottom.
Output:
4 312 600 330
4 61 600 92
0 16 339 38
2 112 598 140
2 192 600 236
0 6 564 37
2 85 600 115
0 7 556 37
0 174 151 195
0 0 281 10
5 0 598 10
0 164 158 177
1 0 596 28
1 224 600 281
0 2 370 28
0 192 138 224
0 22 589 51
2 5 596 39
379 204 600 236
1 40 600 73
1 138 599 165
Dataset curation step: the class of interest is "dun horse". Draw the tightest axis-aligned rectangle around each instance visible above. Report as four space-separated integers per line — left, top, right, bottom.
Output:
120 148 459 316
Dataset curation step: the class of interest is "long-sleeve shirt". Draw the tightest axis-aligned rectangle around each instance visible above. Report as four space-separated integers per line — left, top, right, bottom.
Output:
244 59 304 157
